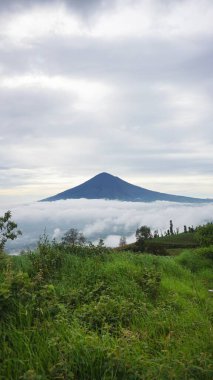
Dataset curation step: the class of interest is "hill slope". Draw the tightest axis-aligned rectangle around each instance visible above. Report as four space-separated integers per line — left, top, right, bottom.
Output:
40 172 212 203
1 247 213 379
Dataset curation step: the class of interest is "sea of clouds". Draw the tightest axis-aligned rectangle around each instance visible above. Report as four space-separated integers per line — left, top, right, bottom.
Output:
1 199 213 253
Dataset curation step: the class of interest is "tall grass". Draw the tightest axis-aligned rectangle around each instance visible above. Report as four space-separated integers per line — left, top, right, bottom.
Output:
0 246 212 379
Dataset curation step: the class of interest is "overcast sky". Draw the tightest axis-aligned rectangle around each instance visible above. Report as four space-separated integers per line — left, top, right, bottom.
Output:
0 0 213 204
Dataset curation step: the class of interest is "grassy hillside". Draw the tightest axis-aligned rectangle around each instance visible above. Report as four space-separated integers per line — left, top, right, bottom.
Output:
0 244 213 379
149 231 198 247
117 232 199 254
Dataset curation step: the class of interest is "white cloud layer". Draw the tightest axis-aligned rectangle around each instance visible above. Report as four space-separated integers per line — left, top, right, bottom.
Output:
1 199 212 252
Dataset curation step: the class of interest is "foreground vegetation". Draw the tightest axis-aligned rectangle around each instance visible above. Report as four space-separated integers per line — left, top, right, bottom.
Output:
0 240 213 379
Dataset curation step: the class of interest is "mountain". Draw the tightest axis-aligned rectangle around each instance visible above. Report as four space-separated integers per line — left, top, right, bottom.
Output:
40 172 212 203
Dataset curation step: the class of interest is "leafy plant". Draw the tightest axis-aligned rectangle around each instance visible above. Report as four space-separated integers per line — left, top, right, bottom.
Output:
195 223 213 247
0 211 22 253
29 234 63 281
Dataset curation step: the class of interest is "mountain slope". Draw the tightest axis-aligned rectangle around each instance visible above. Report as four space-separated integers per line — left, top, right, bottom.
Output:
40 172 212 203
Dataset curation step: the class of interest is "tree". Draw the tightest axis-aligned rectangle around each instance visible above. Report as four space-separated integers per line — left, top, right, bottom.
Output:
169 220 174 235
188 226 194 233
153 230 159 238
78 232 87 246
135 225 152 251
0 211 22 253
119 236 127 247
97 238 105 247
62 228 86 246
136 226 152 241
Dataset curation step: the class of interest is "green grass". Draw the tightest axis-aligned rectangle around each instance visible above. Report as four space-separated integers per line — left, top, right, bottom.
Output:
0 245 212 379
117 232 199 254
150 232 198 247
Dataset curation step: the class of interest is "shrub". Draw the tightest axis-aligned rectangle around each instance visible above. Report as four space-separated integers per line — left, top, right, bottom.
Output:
74 295 145 334
145 242 168 256
29 235 63 281
195 223 213 247
194 245 213 260
176 249 213 273
0 263 33 319
135 267 161 299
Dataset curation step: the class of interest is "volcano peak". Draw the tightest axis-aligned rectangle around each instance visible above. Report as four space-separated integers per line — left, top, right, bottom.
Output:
40 173 212 203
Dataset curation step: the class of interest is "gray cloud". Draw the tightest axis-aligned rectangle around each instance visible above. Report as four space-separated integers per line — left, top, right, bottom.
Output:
0 0 114 18
0 0 212 203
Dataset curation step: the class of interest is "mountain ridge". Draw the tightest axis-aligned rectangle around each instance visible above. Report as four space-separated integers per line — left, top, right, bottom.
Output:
40 172 213 203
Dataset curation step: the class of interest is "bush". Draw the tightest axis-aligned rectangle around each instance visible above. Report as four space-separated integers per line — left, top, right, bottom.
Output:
74 295 145 334
176 249 213 273
0 263 33 319
195 245 213 260
195 223 213 247
29 235 63 281
146 242 168 256
133 266 161 300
